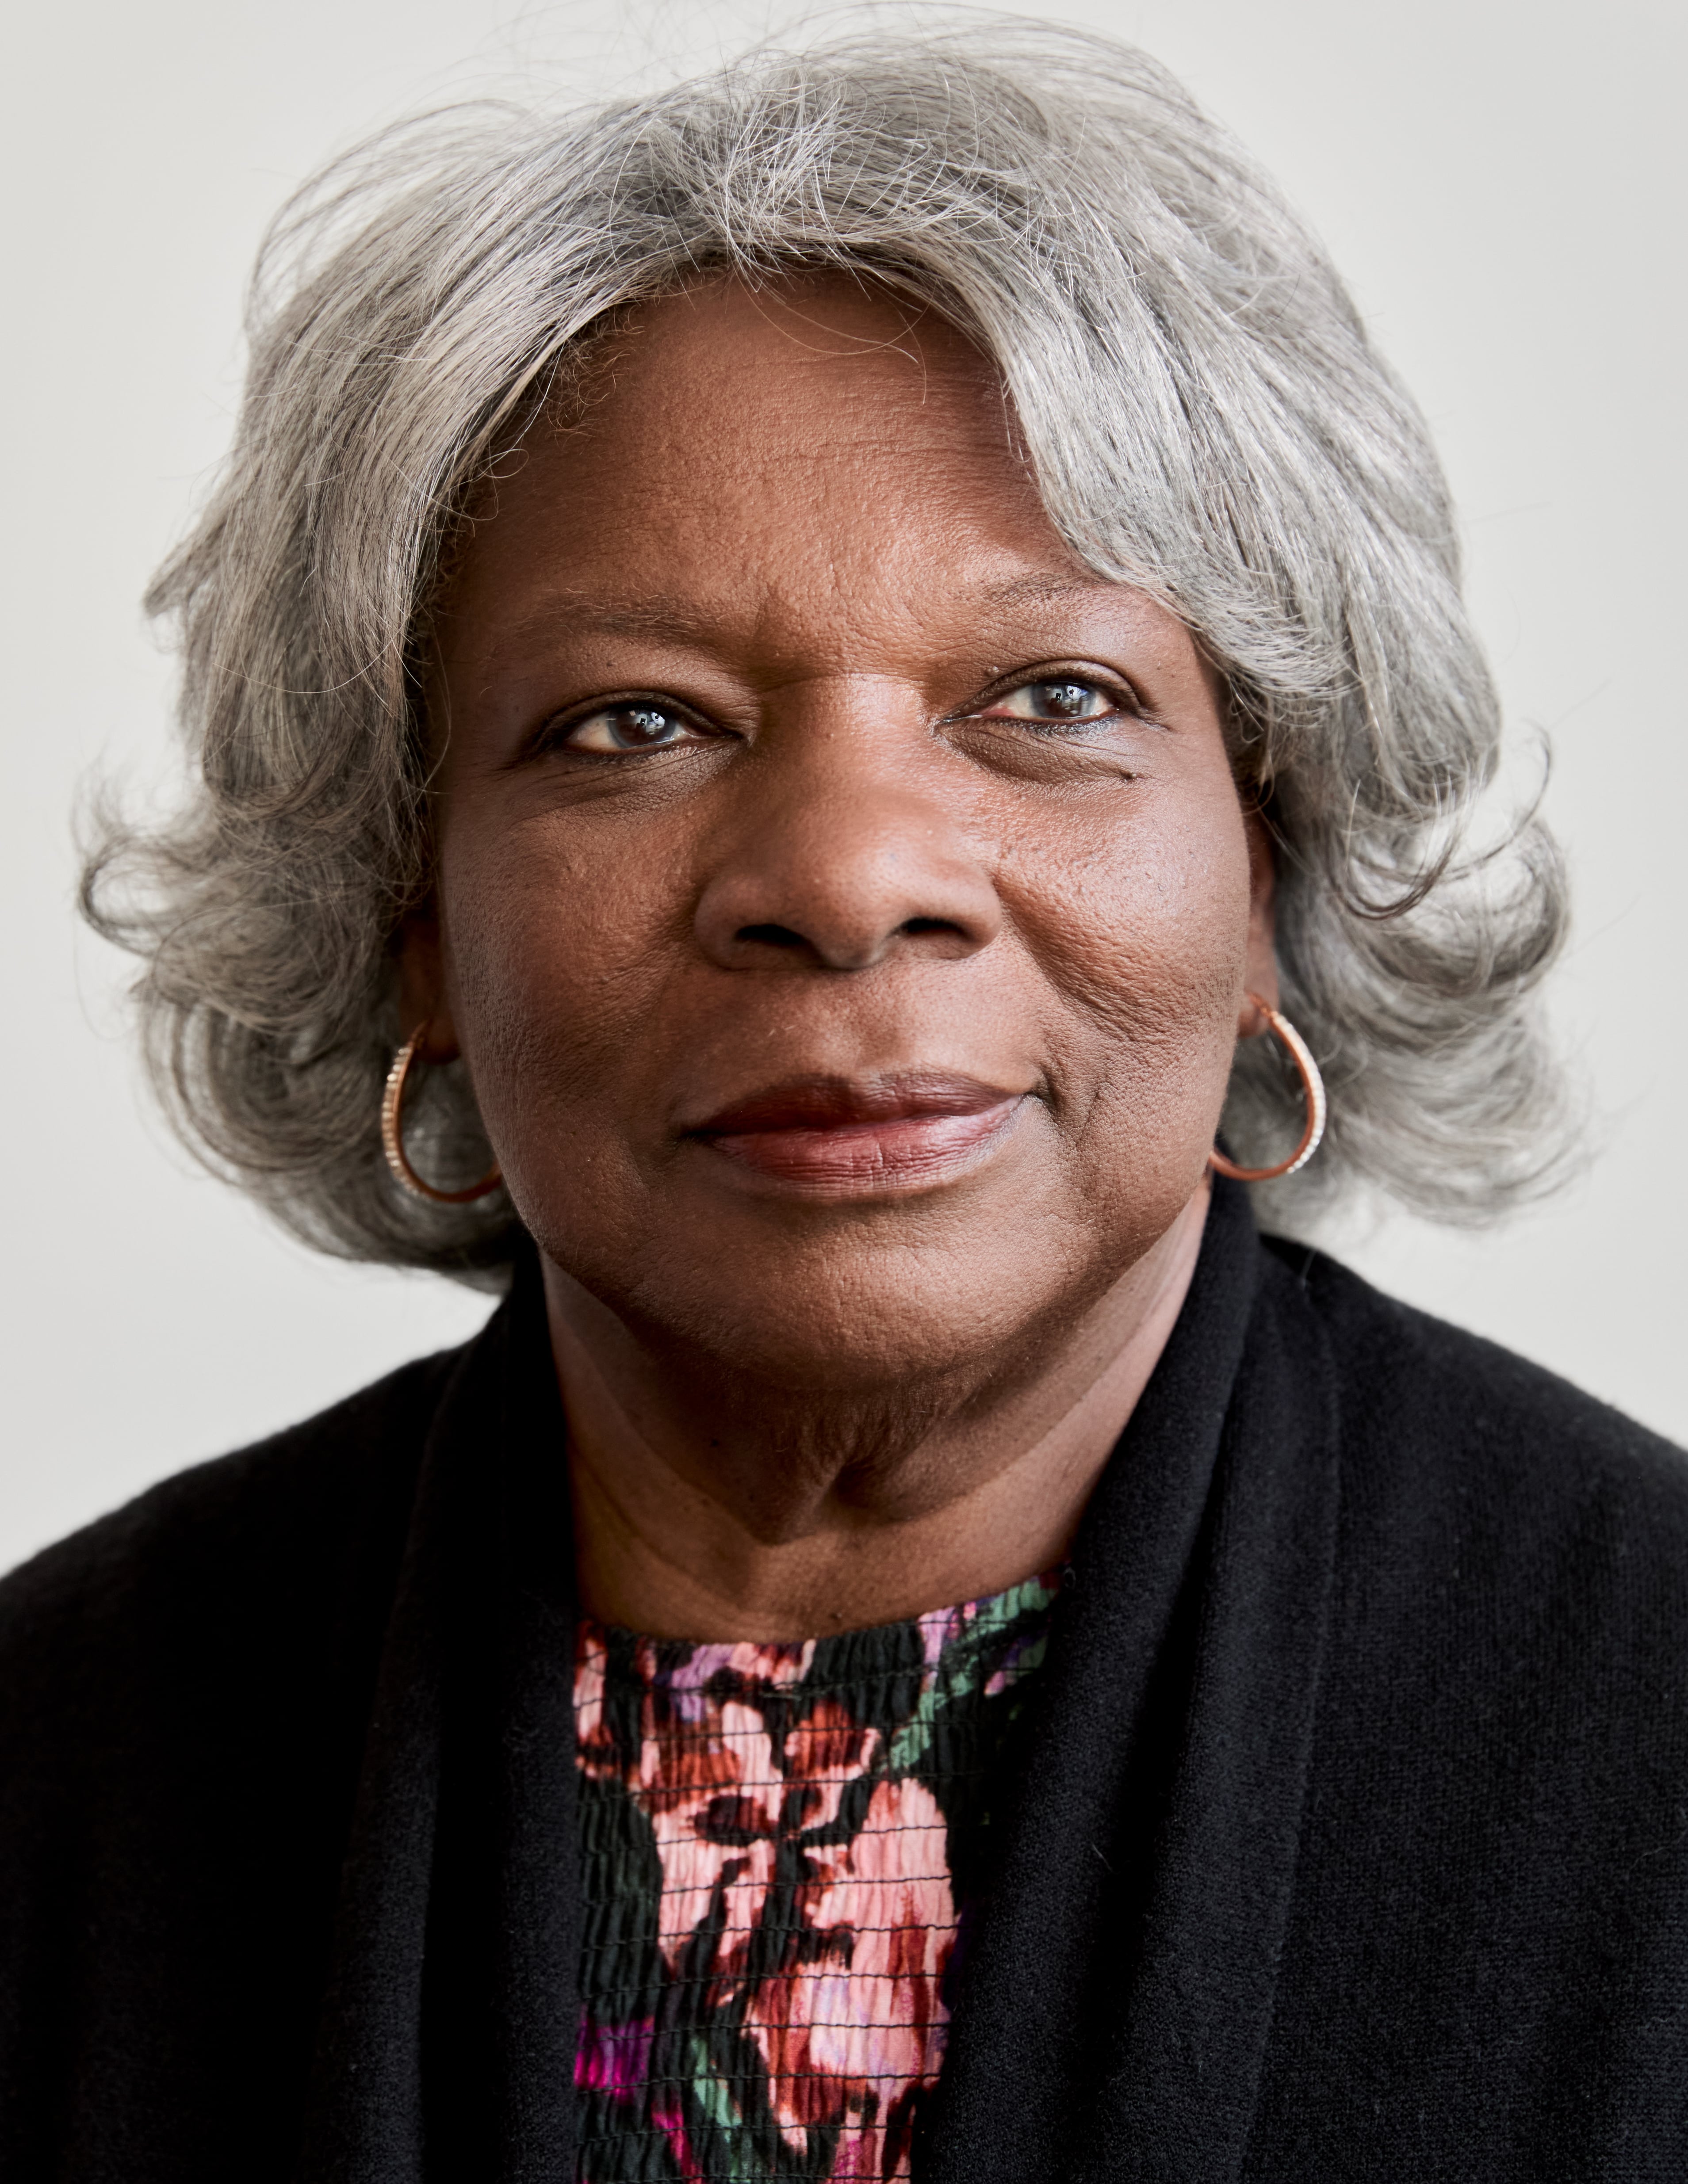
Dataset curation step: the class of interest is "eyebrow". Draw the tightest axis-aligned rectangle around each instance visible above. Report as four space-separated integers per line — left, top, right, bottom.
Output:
977 571 1116 609
493 598 708 652
494 570 1120 653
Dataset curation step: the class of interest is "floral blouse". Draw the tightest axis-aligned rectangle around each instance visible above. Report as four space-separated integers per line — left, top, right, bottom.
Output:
573 1571 1060 2182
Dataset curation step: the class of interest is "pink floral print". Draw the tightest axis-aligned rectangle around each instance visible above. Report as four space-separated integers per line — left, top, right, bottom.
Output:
574 1574 1058 2182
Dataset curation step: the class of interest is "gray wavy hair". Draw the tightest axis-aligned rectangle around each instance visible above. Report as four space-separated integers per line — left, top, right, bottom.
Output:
83 18 1572 1282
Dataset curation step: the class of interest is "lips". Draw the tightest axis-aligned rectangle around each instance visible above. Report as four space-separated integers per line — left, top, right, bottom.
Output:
685 1073 1024 1191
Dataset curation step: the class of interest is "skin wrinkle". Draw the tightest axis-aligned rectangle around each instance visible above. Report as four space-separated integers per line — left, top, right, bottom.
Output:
408 271 1277 1638
83 34 1575 1294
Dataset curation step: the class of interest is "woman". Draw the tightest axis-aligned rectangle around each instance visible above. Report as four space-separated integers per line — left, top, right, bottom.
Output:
4 23 1684 2182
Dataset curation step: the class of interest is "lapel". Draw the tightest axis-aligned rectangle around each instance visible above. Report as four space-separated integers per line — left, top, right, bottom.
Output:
921 1184 1341 2183
294 1258 582 2184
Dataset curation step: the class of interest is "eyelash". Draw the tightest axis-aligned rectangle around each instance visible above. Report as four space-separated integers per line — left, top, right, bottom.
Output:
958 672 1138 733
539 668 1141 757
543 701 710 756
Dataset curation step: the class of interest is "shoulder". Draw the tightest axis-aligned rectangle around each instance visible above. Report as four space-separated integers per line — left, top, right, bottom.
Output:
0 1342 484 2168
1259 1228 1688 1690
1247 1247 1688 2153
0 1343 465 1722
1261 1228 1687 1505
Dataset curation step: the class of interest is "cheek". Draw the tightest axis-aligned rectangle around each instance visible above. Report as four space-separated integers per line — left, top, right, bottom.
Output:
436 806 685 1137
1007 792 1253 1122
434 765 1253 1307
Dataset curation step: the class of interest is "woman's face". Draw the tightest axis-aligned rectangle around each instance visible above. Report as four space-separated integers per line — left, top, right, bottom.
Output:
416 276 1274 1396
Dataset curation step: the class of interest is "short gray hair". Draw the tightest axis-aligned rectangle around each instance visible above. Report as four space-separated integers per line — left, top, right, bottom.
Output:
83 19 1572 1280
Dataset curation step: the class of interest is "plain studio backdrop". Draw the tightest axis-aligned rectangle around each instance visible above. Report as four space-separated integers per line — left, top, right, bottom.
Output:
2 0 1683 1577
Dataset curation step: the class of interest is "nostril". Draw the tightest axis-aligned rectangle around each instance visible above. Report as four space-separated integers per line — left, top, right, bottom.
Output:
735 922 809 950
900 916 961 939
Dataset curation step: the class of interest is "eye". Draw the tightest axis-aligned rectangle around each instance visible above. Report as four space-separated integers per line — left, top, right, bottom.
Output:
557 703 712 754
974 678 1121 727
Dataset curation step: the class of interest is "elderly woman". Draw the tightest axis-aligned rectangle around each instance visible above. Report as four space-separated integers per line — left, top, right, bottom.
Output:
3 23 1684 2184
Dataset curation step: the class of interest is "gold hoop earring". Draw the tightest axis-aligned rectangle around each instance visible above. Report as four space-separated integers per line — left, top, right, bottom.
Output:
380 1025 503 1205
1209 993 1327 1184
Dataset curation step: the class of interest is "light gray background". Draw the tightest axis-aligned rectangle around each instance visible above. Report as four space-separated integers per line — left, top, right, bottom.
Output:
3 0 1682 1578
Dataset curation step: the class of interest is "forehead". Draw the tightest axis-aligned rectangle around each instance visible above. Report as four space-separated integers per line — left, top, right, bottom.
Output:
440 274 1109 661
569 273 1016 462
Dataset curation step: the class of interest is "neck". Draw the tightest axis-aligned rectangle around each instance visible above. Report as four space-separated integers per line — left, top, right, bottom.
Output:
546 1180 1210 1641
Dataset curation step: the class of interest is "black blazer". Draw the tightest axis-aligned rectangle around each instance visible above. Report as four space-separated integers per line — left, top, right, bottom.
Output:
3 1179 1685 2181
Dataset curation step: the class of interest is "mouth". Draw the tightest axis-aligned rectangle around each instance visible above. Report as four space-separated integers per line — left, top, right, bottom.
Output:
684 1072 1026 1193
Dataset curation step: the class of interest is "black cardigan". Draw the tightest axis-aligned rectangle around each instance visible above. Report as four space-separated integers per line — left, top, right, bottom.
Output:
3 1180 1686 2181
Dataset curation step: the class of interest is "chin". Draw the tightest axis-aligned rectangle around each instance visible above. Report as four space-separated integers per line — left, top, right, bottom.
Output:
532 1173 1189 1400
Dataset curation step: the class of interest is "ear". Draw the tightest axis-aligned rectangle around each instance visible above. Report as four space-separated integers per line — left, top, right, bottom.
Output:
1239 809 1279 1038
395 907 462 1063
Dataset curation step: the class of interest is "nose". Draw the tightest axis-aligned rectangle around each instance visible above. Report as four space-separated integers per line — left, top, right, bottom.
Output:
692 708 1002 974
